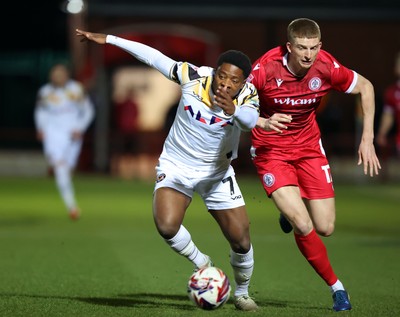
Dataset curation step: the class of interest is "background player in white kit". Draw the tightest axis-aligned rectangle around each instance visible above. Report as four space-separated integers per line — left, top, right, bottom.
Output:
35 63 94 220
76 29 259 311
249 18 381 311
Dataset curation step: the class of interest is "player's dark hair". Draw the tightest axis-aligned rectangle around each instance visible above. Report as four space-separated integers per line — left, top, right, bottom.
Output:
217 50 252 79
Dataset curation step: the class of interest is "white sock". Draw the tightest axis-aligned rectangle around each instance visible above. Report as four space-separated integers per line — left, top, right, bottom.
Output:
330 279 345 294
165 225 209 268
230 244 254 297
54 164 76 211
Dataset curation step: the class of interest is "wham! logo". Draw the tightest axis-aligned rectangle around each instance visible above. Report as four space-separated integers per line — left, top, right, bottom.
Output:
273 97 318 106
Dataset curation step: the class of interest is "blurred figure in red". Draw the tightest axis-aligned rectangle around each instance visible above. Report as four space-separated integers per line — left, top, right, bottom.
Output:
113 86 140 155
376 52 400 158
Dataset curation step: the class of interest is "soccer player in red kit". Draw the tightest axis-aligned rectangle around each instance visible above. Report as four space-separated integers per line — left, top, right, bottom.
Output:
377 51 400 157
249 18 381 311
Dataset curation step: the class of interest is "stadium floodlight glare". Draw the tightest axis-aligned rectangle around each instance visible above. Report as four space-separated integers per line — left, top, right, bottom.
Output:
66 0 84 14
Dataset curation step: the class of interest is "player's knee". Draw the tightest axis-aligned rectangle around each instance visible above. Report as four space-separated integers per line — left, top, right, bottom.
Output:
229 234 251 254
154 219 180 239
315 223 335 237
292 218 313 235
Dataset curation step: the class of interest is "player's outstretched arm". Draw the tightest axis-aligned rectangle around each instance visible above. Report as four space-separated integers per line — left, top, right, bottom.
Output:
76 29 107 44
75 29 176 78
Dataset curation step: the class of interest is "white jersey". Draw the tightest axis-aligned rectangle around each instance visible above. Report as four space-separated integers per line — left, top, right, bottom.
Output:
34 80 94 135
34 80 94 167
163 62 258 172
106 35 259 173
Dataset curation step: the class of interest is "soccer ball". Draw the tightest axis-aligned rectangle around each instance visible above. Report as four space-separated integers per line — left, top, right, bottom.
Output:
187 266 231 310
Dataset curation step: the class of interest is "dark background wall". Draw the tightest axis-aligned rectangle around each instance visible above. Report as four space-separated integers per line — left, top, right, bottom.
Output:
1 0 399 172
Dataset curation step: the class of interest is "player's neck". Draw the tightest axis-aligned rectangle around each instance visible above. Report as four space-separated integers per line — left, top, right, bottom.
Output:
286 63 306 78
286 56 308 78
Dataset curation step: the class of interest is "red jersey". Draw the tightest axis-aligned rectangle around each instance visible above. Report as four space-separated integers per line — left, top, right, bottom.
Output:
382 80 400 147
249 46 357 154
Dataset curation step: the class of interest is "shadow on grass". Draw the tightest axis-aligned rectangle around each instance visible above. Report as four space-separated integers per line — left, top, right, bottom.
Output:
0 292 194 310
78 293 195 310
0 292 329 312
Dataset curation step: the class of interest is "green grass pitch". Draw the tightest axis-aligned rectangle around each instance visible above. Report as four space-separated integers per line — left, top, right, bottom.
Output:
0 175 399 317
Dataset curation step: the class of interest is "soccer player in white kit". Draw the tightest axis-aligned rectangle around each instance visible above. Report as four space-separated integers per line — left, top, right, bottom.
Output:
35 63 94 220
76 29 259 311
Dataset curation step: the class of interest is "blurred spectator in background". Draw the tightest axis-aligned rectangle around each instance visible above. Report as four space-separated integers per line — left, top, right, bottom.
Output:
113 86 140 154
376 52 400 158
34 63 94 220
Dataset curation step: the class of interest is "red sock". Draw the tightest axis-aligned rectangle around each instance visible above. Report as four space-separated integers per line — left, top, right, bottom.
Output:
294 229 337 286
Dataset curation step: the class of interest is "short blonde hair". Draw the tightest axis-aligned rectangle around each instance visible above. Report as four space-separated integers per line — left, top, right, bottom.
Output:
287 18 321 43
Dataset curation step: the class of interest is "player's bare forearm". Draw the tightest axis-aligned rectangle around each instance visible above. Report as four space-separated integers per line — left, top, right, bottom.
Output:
76 29 107 44
354 74 376 138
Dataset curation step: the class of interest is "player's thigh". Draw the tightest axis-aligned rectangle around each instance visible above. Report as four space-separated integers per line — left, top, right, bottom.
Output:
209 206 250 239
153 159 193 229
201 168 250 250
153 187 190 219
305 198 336 236
272 186 313 233
209 206 251 252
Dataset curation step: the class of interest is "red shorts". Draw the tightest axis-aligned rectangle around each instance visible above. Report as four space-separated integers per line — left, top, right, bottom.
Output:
252 146 335 199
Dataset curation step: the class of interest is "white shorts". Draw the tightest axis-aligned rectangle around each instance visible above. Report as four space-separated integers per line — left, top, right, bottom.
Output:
43 128 82 169
154 158 245 210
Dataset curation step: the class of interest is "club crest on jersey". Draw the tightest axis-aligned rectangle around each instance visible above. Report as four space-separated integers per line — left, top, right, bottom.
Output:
263 173 275 187
308 77 322 91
